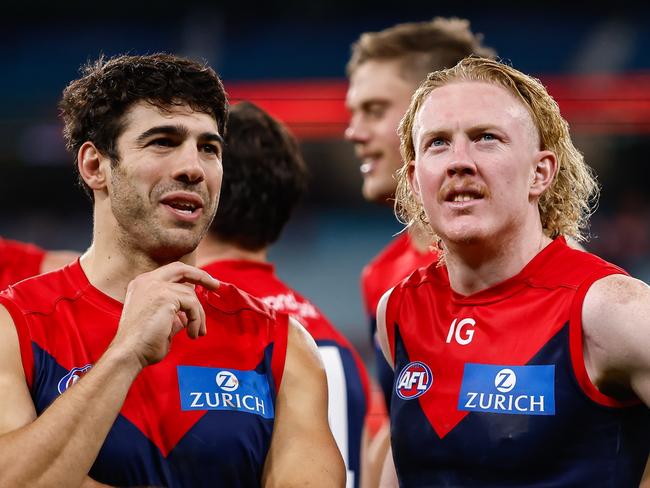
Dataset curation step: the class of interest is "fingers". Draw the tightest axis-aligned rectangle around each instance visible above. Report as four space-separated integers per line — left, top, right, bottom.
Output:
151 262 220 290
119 263 212 368
169 284 207 340
185 301 205 340
170 314 186 337
197 298 207 337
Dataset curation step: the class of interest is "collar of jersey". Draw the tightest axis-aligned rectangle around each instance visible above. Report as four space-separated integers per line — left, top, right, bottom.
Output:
67 260 124 316
446 236 567 306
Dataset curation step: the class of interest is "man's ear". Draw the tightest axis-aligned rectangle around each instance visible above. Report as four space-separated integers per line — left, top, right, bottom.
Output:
529 150 557 198
407 161 420 199
78 142 109 192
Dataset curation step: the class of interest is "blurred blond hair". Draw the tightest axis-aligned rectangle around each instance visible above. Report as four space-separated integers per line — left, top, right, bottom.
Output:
347 17 496 82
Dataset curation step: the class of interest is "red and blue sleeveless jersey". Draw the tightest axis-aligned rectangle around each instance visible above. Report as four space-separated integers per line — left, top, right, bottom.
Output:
0 260 289 487
362 233 437 324
382 237 650 487
0 237 46 289
361 232 437 408
202 259 370 488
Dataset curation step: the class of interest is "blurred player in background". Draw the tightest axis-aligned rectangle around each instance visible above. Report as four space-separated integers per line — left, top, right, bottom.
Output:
0 237 78 289
198 101 369 488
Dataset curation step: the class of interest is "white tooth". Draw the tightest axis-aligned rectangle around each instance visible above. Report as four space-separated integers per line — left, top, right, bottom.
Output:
451 194 477 202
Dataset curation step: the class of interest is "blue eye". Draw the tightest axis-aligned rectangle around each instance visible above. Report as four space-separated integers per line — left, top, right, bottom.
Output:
427 138 447 149
480 133 495 141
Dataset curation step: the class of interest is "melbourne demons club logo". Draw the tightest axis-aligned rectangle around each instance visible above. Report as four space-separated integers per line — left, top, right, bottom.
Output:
57 364 93 394
396 361 433 400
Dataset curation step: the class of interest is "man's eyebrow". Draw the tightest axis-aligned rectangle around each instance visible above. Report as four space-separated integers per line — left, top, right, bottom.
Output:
135 125 223 145
346 98 389 111
417 128 449 141
361 100 389 110
200 132 224 144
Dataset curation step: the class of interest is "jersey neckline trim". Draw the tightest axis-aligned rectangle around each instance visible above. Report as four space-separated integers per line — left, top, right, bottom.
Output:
68 259 124 316
447 237 567 306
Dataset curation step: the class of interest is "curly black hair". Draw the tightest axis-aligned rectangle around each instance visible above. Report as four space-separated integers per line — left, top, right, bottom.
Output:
59 53 228 199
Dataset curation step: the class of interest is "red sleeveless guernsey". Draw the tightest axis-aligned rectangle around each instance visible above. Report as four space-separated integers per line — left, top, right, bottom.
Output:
0 260 289 487
0 237 46 289
382 237 650 487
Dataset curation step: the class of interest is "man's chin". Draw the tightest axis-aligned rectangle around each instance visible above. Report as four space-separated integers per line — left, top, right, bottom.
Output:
362 180 397 204
436 225 485 248
148 230 203 262
149 243 197 263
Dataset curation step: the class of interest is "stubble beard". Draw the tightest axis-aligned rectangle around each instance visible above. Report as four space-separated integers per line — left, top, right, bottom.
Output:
110 167 213 263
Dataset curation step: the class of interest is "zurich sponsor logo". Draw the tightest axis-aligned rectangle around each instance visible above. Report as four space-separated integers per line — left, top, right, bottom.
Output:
57 364 92 394
459 364 555 416
178 366 274 418
395 361 433 400
215 371 239 392
494 368 516 393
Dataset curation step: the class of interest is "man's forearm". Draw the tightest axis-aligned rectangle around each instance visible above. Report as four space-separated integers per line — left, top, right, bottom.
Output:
0 345 142 487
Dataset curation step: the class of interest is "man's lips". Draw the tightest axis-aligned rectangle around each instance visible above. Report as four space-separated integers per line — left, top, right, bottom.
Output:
440 185 487 204
159 192 205 221
360 162 373 175
439 185 487 210
357 153 381 176
160 191 204 209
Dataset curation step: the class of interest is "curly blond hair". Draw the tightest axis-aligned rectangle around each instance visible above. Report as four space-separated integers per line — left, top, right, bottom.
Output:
395 57 599 243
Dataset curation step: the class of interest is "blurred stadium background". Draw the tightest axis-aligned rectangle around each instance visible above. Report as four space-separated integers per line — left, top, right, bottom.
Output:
1 1 649 365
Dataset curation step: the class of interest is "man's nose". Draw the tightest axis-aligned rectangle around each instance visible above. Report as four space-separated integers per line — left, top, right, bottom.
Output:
345 115 370 143
446 141 477 177
173 144 205 183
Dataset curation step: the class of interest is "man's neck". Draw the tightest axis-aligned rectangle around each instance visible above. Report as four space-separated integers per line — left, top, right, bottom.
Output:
79 242 196 303
81 200 201 302
195 236 268 268
443 224 552 297
408 225 433 254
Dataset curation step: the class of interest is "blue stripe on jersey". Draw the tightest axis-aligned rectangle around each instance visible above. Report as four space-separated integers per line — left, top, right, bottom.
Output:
91 414 169 486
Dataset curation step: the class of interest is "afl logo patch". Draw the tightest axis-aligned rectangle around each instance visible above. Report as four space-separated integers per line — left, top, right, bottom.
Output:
396 361 433 400
57 364 92 394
